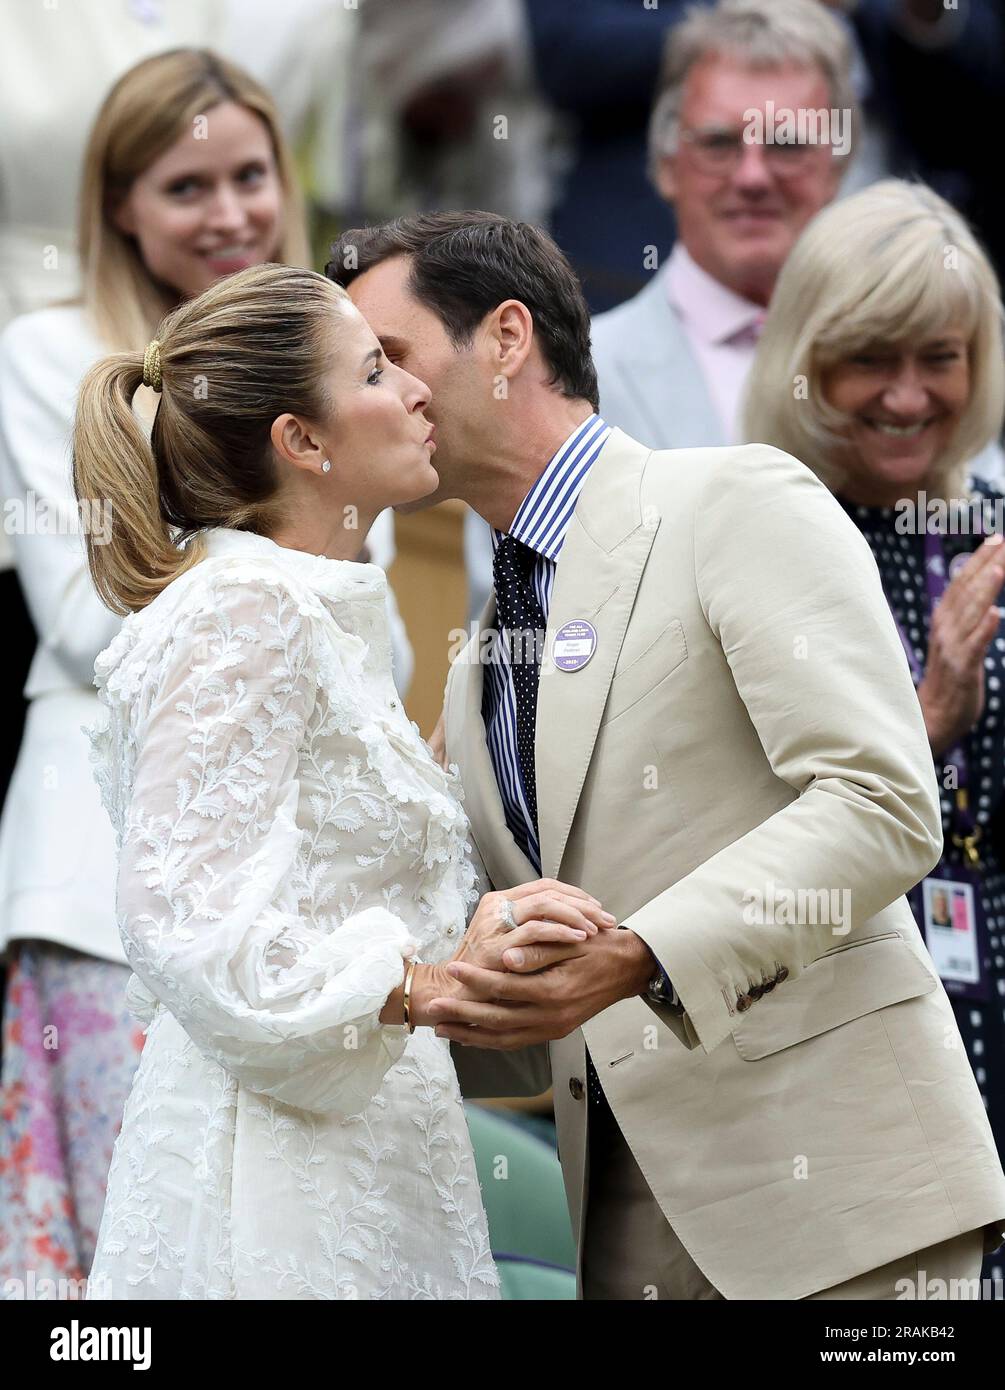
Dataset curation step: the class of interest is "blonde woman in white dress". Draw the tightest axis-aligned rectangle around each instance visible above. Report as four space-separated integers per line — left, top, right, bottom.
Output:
0 48 419 1292
0 47 312 1290
72 262 613 1300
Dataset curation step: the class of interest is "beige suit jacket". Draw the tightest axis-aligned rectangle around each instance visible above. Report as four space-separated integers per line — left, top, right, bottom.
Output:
447 429 1005 1300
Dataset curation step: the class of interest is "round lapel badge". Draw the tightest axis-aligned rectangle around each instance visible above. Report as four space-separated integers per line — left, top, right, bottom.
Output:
554 619 598 672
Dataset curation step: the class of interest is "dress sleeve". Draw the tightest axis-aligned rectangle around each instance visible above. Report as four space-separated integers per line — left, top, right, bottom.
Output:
114 572 418 1115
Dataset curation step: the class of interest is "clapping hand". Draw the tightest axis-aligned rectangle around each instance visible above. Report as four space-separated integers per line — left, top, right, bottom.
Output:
919 533 1005 755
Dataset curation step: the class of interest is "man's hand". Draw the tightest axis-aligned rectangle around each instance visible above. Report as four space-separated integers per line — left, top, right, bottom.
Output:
428 928 657 1049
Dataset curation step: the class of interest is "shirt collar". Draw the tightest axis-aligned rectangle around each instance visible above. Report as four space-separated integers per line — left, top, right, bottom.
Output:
196 525 387 602
665 242 765 347
500 413 611 562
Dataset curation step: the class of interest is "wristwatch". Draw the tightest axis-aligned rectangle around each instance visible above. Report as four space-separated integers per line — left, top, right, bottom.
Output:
646 964 677 1006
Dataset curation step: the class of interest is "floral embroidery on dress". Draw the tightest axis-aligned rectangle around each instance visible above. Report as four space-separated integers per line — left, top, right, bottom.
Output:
84 527 495 1300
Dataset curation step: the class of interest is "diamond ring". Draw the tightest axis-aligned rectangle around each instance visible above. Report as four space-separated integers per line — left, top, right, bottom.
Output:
499 898 518 931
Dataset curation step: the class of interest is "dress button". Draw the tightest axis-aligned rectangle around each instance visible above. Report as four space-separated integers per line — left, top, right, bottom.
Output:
445 925 456 936
735 992 753 1012
389 699 398 710
569 1076 585 1101
776 966 789 983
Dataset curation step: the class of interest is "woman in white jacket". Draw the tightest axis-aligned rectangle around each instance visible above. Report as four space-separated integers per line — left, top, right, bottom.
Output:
0 49 325 1291
71 262 607 1299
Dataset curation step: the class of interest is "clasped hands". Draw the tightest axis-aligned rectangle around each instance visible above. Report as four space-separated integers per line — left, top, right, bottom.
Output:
410 879 657 1050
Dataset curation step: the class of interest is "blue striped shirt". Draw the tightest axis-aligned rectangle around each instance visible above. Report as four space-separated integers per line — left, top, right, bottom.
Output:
481 413 675 1006
482 414 611 869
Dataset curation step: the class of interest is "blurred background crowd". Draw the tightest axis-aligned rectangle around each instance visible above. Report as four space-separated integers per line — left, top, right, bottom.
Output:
0 0 1003 1300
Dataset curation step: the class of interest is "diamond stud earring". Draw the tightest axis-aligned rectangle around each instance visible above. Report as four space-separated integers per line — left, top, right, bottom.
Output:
321 459 332 473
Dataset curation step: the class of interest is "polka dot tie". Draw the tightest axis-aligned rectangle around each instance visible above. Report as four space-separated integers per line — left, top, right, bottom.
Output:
492 533 546 838
493 532 609 1111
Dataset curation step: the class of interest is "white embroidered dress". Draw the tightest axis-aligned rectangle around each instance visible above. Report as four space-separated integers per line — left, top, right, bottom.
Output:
85 526 498 1300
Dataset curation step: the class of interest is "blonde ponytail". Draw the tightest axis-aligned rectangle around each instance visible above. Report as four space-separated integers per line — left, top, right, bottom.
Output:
71 263 347 615
73 353 205 616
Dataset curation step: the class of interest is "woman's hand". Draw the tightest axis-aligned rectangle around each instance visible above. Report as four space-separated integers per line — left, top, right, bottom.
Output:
452 879 616 974
398 881 616 1030
918 534 1005 756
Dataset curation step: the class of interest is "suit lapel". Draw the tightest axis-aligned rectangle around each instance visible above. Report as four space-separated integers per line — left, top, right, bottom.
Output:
536 430 660 879
446 593 538 890
608 272 723 450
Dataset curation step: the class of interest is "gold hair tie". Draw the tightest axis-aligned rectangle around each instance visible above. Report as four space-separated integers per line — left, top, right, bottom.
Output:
142 338 163 392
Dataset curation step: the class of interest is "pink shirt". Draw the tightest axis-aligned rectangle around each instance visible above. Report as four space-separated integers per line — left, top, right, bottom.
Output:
665 243 765 443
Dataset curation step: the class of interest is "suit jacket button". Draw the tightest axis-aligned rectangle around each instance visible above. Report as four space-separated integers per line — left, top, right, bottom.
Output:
776 967 789 983
569 1077 585 1101
735 993 753 1012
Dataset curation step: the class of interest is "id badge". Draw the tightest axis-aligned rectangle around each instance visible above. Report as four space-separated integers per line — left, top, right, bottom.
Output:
919 873 989 1001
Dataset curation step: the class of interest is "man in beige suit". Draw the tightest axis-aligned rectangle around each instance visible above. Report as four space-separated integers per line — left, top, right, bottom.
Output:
328 213 1005 1300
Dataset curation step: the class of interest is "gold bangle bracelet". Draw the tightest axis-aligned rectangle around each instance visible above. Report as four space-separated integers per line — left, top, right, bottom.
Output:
403 959 418 1033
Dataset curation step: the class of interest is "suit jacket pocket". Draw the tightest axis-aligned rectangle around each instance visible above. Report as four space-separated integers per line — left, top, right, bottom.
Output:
731 932 938 1060
601 618 688 726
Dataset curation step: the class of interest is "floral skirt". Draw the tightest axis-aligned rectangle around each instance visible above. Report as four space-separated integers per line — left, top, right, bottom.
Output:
0 942 144 1296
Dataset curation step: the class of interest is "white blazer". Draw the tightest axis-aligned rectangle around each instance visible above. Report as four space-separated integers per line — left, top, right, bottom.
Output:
0 306 125 961
0 305 409 961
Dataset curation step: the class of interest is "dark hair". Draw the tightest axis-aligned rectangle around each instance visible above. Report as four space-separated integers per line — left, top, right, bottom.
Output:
325 211 599 410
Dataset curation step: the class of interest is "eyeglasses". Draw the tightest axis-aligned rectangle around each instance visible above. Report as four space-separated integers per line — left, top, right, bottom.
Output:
678 126 831 178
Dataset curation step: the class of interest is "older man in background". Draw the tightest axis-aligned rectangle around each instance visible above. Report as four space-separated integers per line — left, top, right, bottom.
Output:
591 0 851 449
590 0 1004 489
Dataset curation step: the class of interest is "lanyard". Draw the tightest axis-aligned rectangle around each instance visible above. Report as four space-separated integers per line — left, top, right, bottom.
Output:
887 529 982 867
